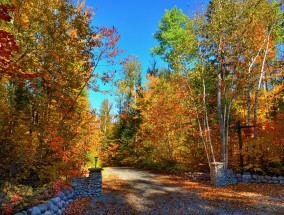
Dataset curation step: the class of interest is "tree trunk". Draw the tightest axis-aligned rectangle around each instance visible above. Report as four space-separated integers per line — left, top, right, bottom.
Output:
218 72 226 165
254 33 270 137
247 41 265 125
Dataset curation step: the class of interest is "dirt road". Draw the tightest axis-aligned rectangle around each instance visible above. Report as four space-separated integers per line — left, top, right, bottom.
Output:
85 167 284 215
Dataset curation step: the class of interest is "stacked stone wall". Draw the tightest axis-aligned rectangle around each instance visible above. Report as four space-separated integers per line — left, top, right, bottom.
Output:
236 173 284 184
184 169 284 186
70 168 103 198
210 162 238 187
70 177 88 197
183 172 210 181
14 189 75 215
14 167 103 215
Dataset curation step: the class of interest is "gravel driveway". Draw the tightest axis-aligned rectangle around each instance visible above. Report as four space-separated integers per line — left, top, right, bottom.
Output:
87 167 284 215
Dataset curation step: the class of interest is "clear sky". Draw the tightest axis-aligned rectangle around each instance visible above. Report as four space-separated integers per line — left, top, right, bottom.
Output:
86 0 210 113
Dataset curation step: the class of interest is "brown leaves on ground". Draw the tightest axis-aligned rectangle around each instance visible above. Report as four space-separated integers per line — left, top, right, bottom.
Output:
157 174 284 211
63 171 284 214
63 174 131 215
102 173 132 195
63 198 91 215
90 173 136 214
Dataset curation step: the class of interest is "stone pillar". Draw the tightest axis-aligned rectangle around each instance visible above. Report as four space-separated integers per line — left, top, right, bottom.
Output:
70 177 88 198
210 162 225 186
88 168 103 197
210 162 237 187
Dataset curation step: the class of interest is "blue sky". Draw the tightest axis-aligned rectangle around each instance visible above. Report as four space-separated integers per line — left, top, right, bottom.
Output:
86 0 210 113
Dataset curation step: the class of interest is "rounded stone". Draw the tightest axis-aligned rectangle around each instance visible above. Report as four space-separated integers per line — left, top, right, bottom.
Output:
61 201 67 208
258 176 264 180
53 205 59 213
273 181 279 184
28 206 41 215
62 196 68 201
268 180 273 183
56 209 62 215
48 200 54 209
71 182 78 187
265 175 271 180
43 211 53 215
67 193 74 199
278 176 284 180
242 174 251 180
58 192 64 198
50 197 60 204
56 201 63 208
38 204 48 212
262 179 268 183
63 189 71 195
67 199 74 203
279 180 284 185
272 176 278 180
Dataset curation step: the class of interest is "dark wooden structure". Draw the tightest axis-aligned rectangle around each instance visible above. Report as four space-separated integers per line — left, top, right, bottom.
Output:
231 121 255 169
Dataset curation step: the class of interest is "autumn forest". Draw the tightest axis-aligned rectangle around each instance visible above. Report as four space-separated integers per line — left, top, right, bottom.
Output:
0 0 284 214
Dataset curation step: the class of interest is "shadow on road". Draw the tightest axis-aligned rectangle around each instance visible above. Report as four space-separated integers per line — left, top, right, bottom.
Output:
86 167 284 215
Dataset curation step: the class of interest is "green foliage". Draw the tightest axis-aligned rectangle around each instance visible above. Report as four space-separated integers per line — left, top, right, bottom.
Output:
151 6 197 71
98 99 113 150
104 1 284 176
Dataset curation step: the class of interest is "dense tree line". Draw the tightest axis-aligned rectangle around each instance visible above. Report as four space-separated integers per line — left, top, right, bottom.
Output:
0 0 283 213
0 0 119 188
99 0 284 175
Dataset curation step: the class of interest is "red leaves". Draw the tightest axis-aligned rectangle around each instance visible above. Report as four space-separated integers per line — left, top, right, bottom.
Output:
0 5 38 79
0 5 18 75
0 30 20 76
46 128 73 163
106 48 122 57
0 30 18 52
4 204 13 215
93 26 123 60
0 4 15 22
243 127 254 138
100 71 115 83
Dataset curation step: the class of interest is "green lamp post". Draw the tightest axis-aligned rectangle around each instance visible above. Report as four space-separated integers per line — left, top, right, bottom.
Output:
94 156 98 168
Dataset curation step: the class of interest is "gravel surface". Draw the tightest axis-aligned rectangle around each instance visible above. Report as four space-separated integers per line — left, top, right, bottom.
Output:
87 167 284 215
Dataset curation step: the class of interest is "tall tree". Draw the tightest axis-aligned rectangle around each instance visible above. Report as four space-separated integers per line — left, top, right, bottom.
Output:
0 0 120 186
151 6 197 72
99 99 113 149
111 56 143 165
151 1 283 171
152 6 217 169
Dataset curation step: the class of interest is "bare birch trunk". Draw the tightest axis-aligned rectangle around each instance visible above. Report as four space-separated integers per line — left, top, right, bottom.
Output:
247 74 251 125
216 35 227 168
203 78 216 164
254 33 270 137
218 71 226 165
247 41 265 125
185 71 216 169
